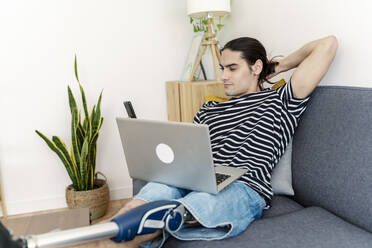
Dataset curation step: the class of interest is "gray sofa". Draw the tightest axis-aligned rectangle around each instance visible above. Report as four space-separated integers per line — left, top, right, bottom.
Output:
133 85 372 247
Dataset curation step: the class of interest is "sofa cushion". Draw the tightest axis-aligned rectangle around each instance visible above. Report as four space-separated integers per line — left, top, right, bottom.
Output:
163 207 372 248
261 195 303 218
292 86 372 233
271 139 294 196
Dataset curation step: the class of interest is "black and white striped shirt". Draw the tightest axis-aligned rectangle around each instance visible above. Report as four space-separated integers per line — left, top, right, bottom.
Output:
194 80 310 204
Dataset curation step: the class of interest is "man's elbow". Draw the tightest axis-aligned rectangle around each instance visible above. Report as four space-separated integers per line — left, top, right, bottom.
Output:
322 35 339 56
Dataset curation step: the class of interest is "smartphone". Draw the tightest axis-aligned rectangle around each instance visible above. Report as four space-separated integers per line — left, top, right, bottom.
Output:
123 101 137 118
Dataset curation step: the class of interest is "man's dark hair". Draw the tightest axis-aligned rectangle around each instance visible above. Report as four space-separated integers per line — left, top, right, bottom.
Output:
221 37 279 90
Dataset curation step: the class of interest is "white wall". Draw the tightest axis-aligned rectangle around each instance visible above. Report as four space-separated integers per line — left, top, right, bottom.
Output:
219 0 372 87
0 0 193 215
1 0 371 216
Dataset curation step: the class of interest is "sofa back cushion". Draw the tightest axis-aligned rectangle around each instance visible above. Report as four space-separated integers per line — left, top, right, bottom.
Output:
292 85 372 232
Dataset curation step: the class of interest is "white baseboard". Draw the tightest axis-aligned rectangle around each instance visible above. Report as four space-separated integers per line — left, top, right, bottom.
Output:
3 186 133 216
109 186 133 200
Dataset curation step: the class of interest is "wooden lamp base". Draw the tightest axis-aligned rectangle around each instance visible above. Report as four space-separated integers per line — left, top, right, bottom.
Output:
189 17 222 82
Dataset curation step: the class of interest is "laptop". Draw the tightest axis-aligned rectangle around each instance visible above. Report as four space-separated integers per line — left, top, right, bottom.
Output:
116 118 247 194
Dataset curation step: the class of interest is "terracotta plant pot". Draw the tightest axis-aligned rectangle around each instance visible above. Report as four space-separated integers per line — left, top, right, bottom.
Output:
65 176 110 221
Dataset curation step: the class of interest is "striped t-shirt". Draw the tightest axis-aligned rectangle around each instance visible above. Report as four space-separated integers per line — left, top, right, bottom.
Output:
194 80 310 204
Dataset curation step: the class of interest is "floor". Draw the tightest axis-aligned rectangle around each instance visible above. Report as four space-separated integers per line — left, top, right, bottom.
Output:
2 198 133 248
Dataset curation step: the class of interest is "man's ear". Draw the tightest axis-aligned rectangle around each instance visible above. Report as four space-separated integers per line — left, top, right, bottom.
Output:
252 59 263 75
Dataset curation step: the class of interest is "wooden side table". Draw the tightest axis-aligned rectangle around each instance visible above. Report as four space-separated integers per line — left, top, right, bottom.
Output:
166 81 227 123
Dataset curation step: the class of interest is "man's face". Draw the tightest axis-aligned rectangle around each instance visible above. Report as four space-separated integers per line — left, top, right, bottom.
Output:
220 49 260 97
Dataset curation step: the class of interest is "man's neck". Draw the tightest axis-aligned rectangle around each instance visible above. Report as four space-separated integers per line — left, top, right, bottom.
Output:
237 85 262 98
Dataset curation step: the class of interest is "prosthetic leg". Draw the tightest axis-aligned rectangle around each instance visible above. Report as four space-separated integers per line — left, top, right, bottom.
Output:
111 200 185 242
13 200 186 248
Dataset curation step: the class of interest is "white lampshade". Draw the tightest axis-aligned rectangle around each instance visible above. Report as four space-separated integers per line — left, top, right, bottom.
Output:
187 0 231 18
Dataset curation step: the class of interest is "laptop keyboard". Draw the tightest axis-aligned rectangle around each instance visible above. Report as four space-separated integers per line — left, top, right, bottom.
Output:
215 173 231 185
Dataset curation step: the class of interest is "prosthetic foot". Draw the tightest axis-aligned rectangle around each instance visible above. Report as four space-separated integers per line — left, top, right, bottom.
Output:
111 200 185 243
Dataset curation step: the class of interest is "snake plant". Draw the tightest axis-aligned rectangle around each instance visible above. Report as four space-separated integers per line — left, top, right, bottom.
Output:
36 56 103 191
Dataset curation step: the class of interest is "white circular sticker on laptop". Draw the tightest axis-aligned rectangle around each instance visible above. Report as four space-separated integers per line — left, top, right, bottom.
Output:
156 143 174 164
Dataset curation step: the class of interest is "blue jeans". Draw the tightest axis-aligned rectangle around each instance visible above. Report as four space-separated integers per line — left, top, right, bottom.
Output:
133 181 265 247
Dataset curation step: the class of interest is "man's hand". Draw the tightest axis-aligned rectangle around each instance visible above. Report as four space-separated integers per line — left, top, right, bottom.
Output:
266 59 285 80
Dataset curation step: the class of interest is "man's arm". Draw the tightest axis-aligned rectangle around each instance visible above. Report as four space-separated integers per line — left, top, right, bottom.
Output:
272 36 338 99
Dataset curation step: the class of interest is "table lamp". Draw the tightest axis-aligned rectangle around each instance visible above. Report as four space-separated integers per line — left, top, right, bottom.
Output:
187 0 231 82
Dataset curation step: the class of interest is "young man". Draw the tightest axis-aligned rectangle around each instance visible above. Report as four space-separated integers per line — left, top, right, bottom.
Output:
102 35 338 248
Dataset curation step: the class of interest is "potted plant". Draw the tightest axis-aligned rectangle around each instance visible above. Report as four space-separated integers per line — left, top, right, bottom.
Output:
35 56 109 221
